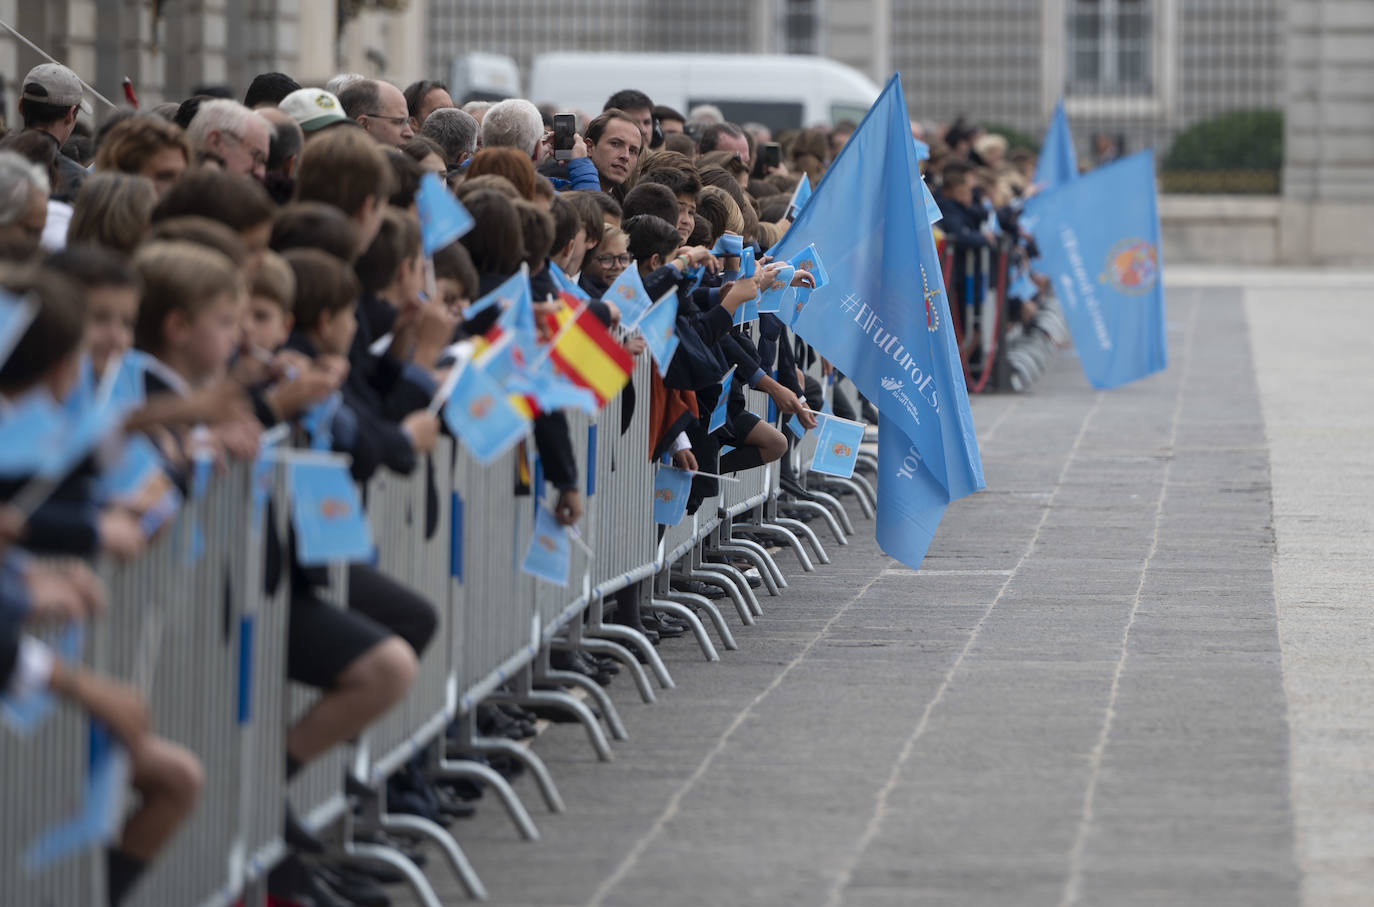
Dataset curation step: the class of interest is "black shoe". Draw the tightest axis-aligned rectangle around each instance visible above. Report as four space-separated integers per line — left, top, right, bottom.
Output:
315 862 391 907
336 855 406 885
589 654 620 675
284 801 327 854
672 578 726 599
434 784 478 820
435 776 485 801
269 854 351 907
642 613 686 638
352 830 426 867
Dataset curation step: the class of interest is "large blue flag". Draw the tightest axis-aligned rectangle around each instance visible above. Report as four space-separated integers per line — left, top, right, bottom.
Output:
288 458 375 566
441 359 531 464
416 171 474 256
605 265 653 327
636 290 679 377
1035 98 1078 190
1024 150 1166 389
770 73 984 570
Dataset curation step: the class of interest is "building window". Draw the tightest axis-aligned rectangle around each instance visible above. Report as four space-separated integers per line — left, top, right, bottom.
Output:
1067 0 1153 96
781 0 820 55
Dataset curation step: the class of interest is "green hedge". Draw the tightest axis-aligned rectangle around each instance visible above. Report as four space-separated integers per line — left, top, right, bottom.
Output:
1163 110 1283 172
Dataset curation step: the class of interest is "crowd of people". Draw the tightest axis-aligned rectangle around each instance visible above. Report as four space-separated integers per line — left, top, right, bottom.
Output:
0 59 1050 907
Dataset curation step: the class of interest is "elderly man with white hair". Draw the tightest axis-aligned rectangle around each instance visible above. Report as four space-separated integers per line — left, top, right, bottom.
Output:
186 99 271 180
0 151 50 261
483 98 601 191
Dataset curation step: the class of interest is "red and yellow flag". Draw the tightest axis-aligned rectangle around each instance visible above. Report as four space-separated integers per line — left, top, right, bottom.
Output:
544 304 633 409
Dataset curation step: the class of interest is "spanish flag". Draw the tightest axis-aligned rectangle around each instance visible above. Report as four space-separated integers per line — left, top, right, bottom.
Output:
545 304 633 409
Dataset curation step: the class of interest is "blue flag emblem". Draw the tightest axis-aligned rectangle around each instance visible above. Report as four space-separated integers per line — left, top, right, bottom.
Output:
652 465 693 526
636 290 679 377
289 459 375 566
707 365 736 434
604 265 653 327
809 414 866 478
769 73 984 570
521 504 571 586
416 171 475 256
1025 150 1166 389
1035 98 1079 191
441 360 531 464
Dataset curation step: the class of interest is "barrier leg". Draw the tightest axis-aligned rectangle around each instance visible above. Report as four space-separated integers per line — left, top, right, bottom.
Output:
697 559 764 618
773 516 831 565
782 500 847 546
454 730 566 816
648 598 719 661
653 593 736 652
745 522 816 572
578 635 664 698
344 840 462 905
712 541 780 596
675 563 754 624
806 488 856 536
821 476 876 519
491 669 613 762
847 471 878 508
380 812 487 902
537 659 629 741
432 728 544 837
720 534 789 588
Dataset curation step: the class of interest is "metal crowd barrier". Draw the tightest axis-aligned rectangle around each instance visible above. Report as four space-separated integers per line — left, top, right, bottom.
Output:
2 342 881 907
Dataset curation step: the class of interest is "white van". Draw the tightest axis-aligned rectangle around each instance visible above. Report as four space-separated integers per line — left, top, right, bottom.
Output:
527 52 881 131
449 52 522 104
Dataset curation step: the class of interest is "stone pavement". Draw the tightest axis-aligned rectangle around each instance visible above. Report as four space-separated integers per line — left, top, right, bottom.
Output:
389 275 1374 907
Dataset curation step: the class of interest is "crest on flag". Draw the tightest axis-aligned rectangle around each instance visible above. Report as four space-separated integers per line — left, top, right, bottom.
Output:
1103 239 1158 295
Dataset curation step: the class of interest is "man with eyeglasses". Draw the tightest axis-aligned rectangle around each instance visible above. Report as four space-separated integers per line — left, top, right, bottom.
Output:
185 98 272 180
337 79 415 147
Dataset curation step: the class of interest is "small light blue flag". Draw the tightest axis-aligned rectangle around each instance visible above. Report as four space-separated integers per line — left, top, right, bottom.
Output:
549 261 589 301
710 232 743 258
739 246 756 279
707 365 736 434
24 722 129 872
521 503 570 586
769 73 984 570
809 414 866 478
0 393 64 477
299 391 342 451
1008 263 1037 300
652 466 693 526
786 414 807 439
1024 150 1166 389
1034 98 1079 191
921 179 942 225
467 268 531 321
495 265 539 357
288 459 375 566
442 360 531 464
416 171 475 256
781 244 829 326
682 264 705 295
757 264 794 314
604 264 653 327
506 360 599 414
731 291 759 326
636 290 679 377
99 350 150 410
787 177 812 220
0 288 37 370
1 623 84 736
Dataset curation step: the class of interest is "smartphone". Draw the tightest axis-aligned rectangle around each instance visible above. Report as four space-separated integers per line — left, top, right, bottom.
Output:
762 142 782 170
553 113 577 161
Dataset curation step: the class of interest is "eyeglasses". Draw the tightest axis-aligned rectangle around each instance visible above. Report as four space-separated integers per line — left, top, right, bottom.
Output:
595 254 632 267
363 112 411 128
222 131 268 168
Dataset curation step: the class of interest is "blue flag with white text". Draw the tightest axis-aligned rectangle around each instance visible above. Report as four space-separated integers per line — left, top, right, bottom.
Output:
288 459 375 566
416 171 474 255
770 73 984 570
1024 150 1166 389
1035 98 1078 190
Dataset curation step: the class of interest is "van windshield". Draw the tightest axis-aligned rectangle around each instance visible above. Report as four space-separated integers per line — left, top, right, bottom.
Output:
688 99 804 132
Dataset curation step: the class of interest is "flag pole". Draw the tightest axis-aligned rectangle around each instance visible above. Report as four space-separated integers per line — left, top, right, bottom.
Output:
0 19 118 110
